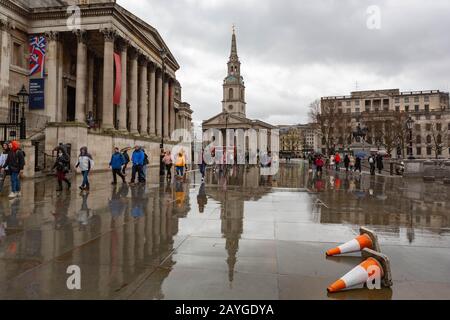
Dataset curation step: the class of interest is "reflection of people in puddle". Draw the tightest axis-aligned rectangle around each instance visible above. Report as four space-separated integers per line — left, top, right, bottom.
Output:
109 184 129 220
197 182 207 213
313 176 325 192
175 180 186 209
130 185 145 219
52 193 71 230
77 192 92 231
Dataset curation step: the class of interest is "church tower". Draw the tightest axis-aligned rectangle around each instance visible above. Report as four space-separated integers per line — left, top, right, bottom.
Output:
222 26 246 117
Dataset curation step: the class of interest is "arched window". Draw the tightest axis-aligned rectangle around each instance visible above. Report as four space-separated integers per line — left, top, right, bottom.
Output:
416 135 421 144
229 88 233 99
426 135 432 144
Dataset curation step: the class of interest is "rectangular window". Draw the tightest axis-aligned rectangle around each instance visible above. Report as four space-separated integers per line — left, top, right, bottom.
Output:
425 105 430 112
436 123 442 131
9 100 20 123
415 105 419 112
414 96 419 103
427 147 432 156
355 107 360 113
337 101 342 107
346 108 351 113
346 101 351 106
424 96 430 102
12 42 24 68
426 123 432 131
404 97 409 103
405 105 409 112
395 97 400 103
355 100 360 106
416 147 421 155
395 106 400 112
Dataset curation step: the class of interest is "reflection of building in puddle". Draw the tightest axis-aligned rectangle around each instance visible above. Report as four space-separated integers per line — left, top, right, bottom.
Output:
205 166 274 285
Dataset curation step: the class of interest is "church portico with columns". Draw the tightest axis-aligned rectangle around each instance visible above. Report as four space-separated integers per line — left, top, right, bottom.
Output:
0 0 193 176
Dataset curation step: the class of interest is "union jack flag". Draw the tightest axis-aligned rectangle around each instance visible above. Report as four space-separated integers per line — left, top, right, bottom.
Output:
29 36 46 77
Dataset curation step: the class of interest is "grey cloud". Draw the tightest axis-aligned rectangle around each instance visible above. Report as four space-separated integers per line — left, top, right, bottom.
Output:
118 0 450 125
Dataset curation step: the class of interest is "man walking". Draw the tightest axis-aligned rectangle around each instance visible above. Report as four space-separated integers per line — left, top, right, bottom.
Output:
109 147 126 185
130 146 145 184
368 155 376 176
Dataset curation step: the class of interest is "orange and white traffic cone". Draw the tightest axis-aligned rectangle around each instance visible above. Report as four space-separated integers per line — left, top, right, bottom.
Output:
327 248 393 293
327 257 383 293
325 227 380 256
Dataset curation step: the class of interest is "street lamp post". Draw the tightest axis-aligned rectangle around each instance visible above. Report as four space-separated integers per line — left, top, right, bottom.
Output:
17 85 29 140
406 116 415 160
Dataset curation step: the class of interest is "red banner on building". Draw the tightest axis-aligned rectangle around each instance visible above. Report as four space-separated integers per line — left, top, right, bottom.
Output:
29 36 46 77
113 52 122 105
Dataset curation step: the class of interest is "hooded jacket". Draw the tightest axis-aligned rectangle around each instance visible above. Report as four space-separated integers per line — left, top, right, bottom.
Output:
2 141 25 173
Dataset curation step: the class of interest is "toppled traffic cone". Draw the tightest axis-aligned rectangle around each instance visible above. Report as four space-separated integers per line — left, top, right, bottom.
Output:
327 248 392 293
326 226 380 256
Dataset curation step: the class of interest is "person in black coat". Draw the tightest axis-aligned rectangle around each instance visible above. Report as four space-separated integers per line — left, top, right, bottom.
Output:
376 154 384 174
53 145 71 191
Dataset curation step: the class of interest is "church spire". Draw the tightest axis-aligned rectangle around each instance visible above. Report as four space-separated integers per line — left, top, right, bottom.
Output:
229 25 239 62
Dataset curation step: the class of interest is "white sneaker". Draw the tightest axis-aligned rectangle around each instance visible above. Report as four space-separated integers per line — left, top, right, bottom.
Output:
8 192 16 198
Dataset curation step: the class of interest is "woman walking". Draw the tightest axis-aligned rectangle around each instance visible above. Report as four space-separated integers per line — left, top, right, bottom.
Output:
175 151 186 178
75 147 94 191
163 150 173 180
53 145 71 191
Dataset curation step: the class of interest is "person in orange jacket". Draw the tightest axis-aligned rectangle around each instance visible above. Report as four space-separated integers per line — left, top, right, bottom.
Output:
175 151 186 177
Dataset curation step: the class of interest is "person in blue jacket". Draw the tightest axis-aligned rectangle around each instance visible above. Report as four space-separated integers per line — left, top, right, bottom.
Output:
109 147 126 185
130 146 145 184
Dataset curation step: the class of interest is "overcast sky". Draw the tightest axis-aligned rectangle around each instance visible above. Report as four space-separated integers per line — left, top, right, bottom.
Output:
117 0 450 127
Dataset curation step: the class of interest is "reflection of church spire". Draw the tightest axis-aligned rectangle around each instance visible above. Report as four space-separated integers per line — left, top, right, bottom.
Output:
226 238 239 283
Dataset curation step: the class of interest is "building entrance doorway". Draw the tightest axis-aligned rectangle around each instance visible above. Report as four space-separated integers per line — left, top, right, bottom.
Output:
67 86 76 122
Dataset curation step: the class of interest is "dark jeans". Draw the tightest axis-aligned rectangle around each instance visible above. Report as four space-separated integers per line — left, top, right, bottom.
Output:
122 162 129 175
165 163 172 178
10 171 20 193
112 169 126 183
370 164 376 175
199 163 206 178
81 170 90 188
131 165 145 183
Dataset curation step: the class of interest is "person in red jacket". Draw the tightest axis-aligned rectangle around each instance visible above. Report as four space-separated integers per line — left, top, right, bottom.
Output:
315 155 324 177
334 152 341 171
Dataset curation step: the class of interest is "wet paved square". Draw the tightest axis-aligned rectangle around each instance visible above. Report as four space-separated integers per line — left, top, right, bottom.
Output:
0 163 449 299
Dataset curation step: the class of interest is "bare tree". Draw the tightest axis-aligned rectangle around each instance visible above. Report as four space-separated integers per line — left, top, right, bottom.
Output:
426 122 448 159
309 99 340 155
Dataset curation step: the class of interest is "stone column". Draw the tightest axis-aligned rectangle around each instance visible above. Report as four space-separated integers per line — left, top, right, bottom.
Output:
163 79 169 139
169 80 175 139
44 31 59 122
101 28 115 130
138 56 148 136
148 64 156 136
129 48 139 135
0 20 11 112
118 41 128 132
156 70 163 137
87 52 94 117
75 30 87 123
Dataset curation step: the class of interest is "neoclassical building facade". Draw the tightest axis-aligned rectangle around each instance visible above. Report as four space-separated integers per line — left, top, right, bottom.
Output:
0 0 192 176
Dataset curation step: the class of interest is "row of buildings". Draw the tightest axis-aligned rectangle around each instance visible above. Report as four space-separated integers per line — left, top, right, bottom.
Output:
280 88 450 159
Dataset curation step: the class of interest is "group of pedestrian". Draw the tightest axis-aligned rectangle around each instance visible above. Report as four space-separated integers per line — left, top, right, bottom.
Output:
0 140 25 199
368 154 384 176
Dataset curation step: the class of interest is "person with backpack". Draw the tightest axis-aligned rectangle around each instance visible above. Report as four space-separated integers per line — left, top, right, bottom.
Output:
109 147 126 185
53 145 71 191
1 141 25 198
130 146 145 184
175 151 186 178
368 155 376 176
75 146 94 191
121 148 130 175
